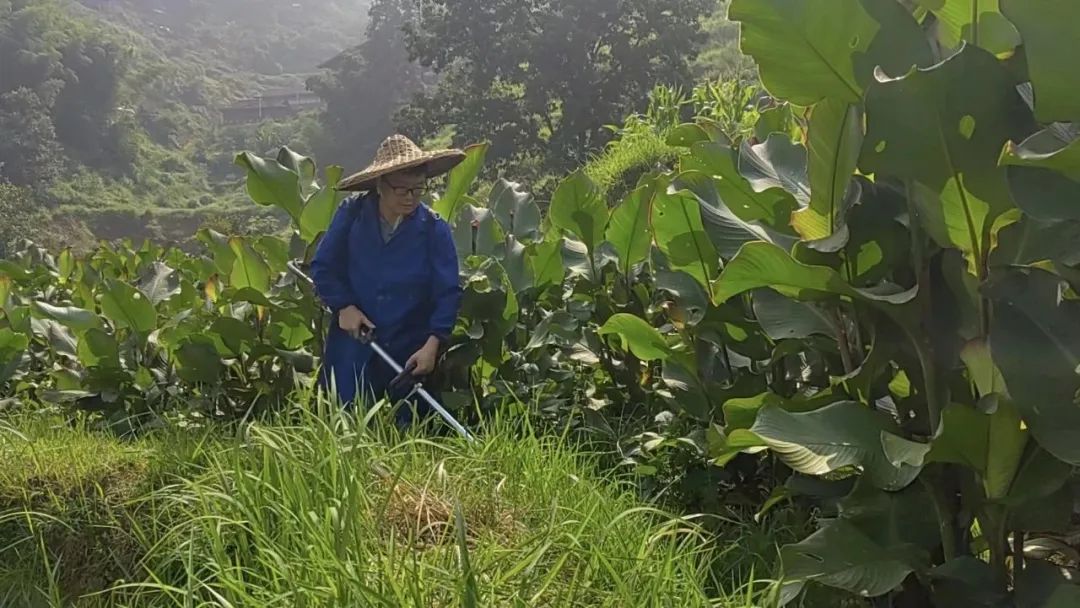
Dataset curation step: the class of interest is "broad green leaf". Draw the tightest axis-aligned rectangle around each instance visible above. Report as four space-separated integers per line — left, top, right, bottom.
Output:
928 557 1010 608
489 179 541 242
598 314 672 361
730 0 932 105
748 401 923 490
652 188 720 293
666 123 713 147
838 478 940 551
174 336 223 385
987 268 1080 464
740 134 811 209
459 257 518 365
100 280 157 335
928 403 1026 500
684 142 795 228
526 237 564 289
1004 448 1072 507
752 288 837 340
930 0 1021 56
712 241 917 309
660 358 714 420
860 45 1035 274
781 519 926 599
753 103 799 143
235 151 304 222
209 317 257 357
656 270 709 327
911 176 1007 275
434 142 488 222
57 248 74 284
275 147 319 199
76 328 120 369
32 302 102 333
33 319 77 358
228 238 271 294
196 228 236 277
782 479 936 598
1001 0 1080 122
452 204 501 262
494 236 531 295
549 171 608 254
675 171 796 259
999 130 1080 221
794 100 863 241
990 217 1080 267
255 236 290 275
299 165 344 243
269 321 313 351
138 262 180 306
605 180 657 275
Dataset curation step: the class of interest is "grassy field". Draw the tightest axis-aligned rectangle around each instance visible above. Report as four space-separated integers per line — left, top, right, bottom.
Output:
0 400 823 608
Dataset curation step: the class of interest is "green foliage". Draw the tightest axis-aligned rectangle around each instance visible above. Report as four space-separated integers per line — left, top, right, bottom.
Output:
397 0 716 175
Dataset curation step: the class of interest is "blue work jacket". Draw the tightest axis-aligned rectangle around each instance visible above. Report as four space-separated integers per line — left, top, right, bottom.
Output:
309 192 462 405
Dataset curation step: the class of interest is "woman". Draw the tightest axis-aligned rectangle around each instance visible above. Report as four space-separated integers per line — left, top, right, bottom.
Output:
310 134 464 424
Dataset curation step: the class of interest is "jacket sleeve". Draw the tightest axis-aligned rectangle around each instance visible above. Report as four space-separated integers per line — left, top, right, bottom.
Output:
310 200 359 313
428 218 463 345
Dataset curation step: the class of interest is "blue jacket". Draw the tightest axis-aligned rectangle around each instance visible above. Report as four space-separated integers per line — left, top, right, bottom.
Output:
310 192 462 405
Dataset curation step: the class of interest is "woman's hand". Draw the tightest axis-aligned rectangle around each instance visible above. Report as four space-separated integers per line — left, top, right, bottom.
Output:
339 305 375 340
405 337 441 376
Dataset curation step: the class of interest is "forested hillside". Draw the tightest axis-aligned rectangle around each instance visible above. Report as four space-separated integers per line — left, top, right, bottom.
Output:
0 0 371 252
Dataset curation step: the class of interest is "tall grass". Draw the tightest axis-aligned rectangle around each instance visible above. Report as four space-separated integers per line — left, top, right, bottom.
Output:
0 401 790 607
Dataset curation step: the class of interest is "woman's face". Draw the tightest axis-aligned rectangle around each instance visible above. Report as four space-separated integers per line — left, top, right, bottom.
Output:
378 170 428 216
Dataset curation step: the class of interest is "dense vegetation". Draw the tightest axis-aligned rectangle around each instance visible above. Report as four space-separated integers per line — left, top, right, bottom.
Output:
3 0 1080 606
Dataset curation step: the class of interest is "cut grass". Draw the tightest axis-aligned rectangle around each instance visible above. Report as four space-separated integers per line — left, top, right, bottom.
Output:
0 404 800 607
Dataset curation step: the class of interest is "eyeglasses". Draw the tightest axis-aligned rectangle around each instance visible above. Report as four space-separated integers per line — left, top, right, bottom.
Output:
384 181 429 197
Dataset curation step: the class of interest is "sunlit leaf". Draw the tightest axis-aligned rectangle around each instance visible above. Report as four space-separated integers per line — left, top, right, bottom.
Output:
100 280 157 335
652 187 720 293
794 99 863 241
729 0 932 105
235 151 304 222
490 178 541 242
228 238 271 294
598 314 673 361
1000 0 1080 122
434 142 488 222
605 179 657 275
549 171 608 254
32 302 102 333
859 45 1035 275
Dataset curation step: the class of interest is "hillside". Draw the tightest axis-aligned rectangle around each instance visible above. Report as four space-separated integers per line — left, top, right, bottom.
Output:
75 0 371 92
0 0 371 252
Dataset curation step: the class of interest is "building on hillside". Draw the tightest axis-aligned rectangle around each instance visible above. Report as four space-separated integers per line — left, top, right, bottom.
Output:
219 91 323 125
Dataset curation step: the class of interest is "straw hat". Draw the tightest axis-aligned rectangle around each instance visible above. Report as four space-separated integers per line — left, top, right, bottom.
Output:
337 134 466 192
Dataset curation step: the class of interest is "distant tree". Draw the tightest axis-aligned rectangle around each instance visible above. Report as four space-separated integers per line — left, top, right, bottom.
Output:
0 88 65 187
691 1 757 83
307 0 425 171
397 0 714 174
0 183 46 256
